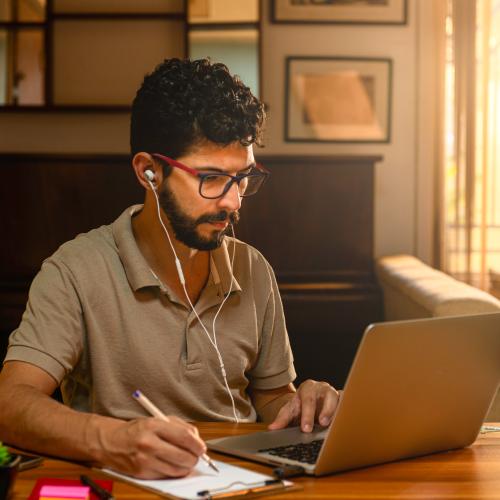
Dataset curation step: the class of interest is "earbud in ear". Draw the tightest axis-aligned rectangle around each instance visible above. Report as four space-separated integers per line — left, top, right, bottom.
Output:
144 170 155 183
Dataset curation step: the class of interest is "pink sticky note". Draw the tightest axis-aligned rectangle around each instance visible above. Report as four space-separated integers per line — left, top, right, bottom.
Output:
39 485 90 499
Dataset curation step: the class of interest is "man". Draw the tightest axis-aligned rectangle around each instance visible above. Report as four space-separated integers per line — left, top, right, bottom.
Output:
0 59 338 479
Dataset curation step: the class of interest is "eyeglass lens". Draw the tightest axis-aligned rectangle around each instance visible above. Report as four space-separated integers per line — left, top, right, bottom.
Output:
200 166 266 199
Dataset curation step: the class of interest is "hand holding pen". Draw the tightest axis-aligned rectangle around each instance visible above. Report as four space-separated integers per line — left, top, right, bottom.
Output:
133 390 219 473
92 394 207 479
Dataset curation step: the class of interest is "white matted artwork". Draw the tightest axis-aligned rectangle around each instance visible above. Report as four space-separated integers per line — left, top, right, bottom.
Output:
285 57 392 143
272 0 407 25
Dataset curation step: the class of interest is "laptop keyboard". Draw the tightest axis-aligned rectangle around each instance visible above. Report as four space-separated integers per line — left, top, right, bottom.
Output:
258 439 324 464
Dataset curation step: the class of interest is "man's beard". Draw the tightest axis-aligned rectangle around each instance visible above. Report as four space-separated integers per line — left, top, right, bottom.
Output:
158 181 240 251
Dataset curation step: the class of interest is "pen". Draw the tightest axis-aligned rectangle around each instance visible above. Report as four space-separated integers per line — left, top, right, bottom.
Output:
133 390 219 473
80 475 115 500
197 479 285 498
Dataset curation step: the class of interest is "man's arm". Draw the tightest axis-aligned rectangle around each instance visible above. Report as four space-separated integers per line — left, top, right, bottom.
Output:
248 381 340 432
247 383 296 423
0 361 206 479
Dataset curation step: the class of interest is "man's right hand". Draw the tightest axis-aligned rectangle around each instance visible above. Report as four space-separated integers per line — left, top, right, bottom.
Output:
96 415 207 479
0 361 205 479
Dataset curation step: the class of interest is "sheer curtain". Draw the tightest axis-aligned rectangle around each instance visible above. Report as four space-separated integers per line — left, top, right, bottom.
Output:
443 0 500 297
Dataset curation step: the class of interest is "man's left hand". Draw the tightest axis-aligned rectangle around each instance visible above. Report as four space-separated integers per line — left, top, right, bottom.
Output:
267 380 340 433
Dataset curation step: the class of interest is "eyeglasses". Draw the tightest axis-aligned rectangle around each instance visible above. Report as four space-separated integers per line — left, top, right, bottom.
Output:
151 153 269 200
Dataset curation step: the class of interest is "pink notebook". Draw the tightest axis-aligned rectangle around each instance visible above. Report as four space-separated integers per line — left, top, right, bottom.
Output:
28 478 113 500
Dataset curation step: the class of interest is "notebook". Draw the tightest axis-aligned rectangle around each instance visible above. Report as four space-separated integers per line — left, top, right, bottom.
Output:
207 312 500 476
28 478 113 500
100 459 300 500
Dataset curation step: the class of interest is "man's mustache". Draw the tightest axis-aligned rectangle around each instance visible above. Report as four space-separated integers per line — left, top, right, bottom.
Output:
195 210 240 226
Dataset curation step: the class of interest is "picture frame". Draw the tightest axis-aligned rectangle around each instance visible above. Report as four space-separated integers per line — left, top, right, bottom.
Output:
272 0 408 25
285 56 392 143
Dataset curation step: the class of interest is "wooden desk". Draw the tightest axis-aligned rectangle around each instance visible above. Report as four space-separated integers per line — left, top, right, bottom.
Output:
10 422 500 499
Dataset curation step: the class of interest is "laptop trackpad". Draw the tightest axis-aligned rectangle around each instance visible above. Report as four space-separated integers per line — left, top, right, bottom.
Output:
207 424 328 454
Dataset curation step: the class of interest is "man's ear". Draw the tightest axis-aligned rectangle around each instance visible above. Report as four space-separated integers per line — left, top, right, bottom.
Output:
132 152 163 190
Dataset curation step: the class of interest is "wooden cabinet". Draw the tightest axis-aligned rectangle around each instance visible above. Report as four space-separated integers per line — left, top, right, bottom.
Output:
0 154 382 388
239 155 383 388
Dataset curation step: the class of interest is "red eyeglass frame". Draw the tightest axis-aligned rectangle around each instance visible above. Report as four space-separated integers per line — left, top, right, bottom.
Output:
151 153 269 199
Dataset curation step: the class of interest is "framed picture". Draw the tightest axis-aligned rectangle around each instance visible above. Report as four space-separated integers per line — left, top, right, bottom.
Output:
285 57 392 143
272 0 407 25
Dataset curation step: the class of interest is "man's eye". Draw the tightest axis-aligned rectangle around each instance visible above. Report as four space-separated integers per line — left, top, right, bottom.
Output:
204 175 218 182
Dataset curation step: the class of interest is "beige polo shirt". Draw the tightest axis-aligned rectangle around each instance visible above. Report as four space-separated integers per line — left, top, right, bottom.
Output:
5 206 295 422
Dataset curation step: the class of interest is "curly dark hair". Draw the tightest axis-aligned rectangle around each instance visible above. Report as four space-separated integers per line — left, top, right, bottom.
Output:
130 58 265 177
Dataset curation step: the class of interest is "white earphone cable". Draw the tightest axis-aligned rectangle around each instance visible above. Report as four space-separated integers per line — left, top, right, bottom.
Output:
149 178 239 422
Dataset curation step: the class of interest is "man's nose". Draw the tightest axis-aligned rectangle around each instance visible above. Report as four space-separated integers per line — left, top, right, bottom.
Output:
217 181 242 212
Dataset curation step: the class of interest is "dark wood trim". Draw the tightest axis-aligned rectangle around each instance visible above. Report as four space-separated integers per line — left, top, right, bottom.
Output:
278 282 375 291
51 13 186 21
188 22 259 31
11 11 18 105
11 0 17 105
0 105 132 113
276 271 375 285
281 294 380 303
0 153 131 163
6 30 14 103
44 0 53 106
0 22 45 28
183 0 188 59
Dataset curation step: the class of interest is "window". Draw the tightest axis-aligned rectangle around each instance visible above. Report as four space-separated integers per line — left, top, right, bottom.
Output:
443 0 500 296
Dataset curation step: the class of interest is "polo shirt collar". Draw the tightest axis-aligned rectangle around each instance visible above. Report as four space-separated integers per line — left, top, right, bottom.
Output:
113 205 242 295
211 239 242 295
113 205 158 292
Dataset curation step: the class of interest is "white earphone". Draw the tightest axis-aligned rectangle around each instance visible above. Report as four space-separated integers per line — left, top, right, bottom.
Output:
144 170 156 183
144 166 239 422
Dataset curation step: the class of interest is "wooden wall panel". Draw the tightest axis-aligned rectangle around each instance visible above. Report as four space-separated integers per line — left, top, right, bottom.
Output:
240 156 378 281
0 155 143 277
0 154 382 389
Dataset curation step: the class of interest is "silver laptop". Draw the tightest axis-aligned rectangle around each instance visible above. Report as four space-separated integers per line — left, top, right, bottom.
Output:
207 312 500 476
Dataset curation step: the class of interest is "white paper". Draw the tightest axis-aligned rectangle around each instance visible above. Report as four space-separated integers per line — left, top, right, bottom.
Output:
103 460 291 500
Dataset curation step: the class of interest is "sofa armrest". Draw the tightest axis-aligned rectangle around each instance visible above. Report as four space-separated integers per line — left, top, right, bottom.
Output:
375 255 500 321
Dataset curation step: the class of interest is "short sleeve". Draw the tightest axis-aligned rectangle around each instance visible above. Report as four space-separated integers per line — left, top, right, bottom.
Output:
246 262 296 390
4 258 85 384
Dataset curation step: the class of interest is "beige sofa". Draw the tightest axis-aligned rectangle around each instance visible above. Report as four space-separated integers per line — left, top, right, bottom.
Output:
375 254 500 422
